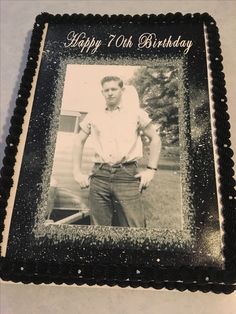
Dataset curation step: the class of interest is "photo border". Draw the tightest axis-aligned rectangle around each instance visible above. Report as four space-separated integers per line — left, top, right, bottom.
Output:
0 13 235 294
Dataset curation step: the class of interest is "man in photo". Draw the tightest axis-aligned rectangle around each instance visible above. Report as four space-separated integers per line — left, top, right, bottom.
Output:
73 76 161 227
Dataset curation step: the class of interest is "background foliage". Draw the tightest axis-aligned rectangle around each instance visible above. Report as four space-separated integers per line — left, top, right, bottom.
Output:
130 66 179 146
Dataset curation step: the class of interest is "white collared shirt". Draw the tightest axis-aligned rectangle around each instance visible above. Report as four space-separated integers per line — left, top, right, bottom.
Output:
80 105 157 165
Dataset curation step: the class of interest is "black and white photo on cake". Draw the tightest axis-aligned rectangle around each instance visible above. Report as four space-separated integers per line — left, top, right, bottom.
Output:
0 18 226 271
45 64 183 230
0 10 235 295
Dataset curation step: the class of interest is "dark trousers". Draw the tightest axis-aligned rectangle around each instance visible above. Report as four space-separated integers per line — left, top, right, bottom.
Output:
89 163 146 227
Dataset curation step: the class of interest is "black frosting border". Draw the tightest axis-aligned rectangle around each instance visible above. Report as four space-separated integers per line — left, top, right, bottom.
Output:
0 12 235 294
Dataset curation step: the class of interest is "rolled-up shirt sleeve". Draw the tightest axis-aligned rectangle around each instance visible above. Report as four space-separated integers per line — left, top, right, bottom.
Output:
79 113 91 135
138 108 152 129
138 109 161 134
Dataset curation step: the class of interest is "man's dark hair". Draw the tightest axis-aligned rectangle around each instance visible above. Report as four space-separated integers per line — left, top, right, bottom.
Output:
101 76 123 88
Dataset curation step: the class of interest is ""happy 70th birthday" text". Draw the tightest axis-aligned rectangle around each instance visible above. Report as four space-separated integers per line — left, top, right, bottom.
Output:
64 31 193 55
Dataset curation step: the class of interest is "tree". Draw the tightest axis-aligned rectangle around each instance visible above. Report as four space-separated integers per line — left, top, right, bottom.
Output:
130 66 179 146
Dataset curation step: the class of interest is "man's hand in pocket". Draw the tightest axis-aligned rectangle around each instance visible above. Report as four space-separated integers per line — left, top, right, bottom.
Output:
134 169 156 192
74 173 90 189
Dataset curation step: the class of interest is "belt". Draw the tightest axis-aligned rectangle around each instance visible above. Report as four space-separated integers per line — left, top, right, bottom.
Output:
94 161 137 168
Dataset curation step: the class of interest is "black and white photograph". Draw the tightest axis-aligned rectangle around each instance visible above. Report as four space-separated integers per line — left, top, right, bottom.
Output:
45 64 183 230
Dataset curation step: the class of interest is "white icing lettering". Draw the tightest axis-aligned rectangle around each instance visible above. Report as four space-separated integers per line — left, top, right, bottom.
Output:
138 33 193 54
64 31 102 54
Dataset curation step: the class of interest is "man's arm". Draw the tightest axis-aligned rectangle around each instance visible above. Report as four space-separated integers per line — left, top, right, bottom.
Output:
73 130 90 189
135 123 161 192
143 123 162 169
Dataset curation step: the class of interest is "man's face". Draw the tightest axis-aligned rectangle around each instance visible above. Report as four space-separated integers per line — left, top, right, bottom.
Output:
102 80 124 107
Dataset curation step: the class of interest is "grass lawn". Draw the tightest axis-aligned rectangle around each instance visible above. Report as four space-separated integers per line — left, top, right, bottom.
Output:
141 168 182 229
140 148 182 230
